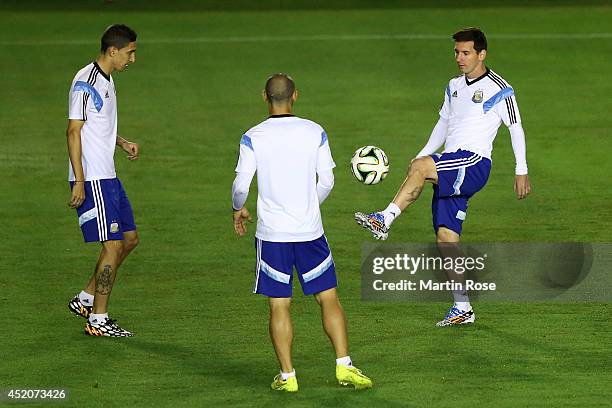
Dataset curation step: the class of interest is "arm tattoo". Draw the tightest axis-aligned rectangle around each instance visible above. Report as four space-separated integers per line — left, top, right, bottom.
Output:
95 264 115 295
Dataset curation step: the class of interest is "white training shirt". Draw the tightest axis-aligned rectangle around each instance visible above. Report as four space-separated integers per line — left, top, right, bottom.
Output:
418 68 528 174
68 62 118 181
234 115 336 242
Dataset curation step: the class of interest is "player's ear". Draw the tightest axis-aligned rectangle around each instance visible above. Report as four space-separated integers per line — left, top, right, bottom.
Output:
479 49 487 61
292 89 298 103
262 89 268 103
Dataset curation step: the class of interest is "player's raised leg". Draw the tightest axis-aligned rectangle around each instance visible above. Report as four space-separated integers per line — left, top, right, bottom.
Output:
435 227 475 327
356 156 438 240
314 288 373 389
269 297 298 392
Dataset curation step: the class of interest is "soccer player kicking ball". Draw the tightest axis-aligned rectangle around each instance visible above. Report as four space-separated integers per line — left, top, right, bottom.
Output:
66 25 139 337
232 74 373 392
356 28 531 327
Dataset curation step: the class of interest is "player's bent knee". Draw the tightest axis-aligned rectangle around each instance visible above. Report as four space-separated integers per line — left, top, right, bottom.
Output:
314 287 338 305
102 239 124 252
124 233 139 251
436 227 460 244
409 157 436 178
101 239 124 262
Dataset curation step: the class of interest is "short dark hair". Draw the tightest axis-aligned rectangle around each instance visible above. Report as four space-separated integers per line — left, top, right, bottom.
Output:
101 24 137 52
452 27 487 53
265 73 295 105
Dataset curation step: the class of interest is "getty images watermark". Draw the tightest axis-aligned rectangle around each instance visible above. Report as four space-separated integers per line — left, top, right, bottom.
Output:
361 243 611 301
371 252 496 292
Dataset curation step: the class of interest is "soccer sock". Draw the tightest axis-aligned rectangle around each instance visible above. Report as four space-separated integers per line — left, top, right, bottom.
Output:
79 290 94 305
382 203 401 228
280 370 296 381
336 356 352 367
89 313 109 324
452 279 470 305
455 301 472 311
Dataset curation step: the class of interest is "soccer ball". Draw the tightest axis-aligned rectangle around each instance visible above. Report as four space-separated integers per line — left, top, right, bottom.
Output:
350 145 389 185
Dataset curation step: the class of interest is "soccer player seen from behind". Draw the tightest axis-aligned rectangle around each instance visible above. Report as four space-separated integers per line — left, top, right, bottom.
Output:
66 24 139 337
232 74 373 392
356 27 531 326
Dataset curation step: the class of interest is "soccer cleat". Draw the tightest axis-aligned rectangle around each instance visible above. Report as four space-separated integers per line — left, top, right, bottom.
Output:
270 375 298 392
336 365 373 389
355 211 389 240
68 295 92 319
436 305 476 327
85 318 133 337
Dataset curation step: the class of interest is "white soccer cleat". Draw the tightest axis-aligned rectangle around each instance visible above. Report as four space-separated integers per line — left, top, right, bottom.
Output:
436 305 476 327
355 211 389 240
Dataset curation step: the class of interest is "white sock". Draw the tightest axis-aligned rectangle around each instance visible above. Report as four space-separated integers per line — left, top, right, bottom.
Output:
280 370 295 380
452 281 469 304
89 313 108 324
336 356 352 367
382 203 401 228
455 302 471 311
79 291 94 305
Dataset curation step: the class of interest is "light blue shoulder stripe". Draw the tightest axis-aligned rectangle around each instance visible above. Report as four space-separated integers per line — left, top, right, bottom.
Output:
483 87 514 113
320 131 328 147
240 134 254 151
445 85 451 100
73 81 103 112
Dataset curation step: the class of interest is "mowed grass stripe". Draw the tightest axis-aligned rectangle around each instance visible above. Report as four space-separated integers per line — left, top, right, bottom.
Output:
1 32 611 46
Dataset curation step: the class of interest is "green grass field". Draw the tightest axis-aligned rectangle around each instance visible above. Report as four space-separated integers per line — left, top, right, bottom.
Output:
1 1 611 407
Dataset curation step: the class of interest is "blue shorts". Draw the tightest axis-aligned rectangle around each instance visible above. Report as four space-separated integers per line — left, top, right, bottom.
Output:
431 150 491 235
253 235 337 298
70 178 136 242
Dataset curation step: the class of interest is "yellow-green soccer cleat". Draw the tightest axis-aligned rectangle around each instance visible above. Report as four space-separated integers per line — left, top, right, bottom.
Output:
336 365 373 389
270 375 298 392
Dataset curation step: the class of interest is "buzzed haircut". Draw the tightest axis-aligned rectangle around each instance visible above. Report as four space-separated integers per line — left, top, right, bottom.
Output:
452 27 487 53
101 24 137 53
265 73 295 105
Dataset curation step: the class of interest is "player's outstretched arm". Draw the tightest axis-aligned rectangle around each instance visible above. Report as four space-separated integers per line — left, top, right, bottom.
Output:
117 135 139 160
67 119 86 208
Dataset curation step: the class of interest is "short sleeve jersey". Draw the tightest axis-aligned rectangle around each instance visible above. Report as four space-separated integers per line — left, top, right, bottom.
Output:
439 68 521 159
235 115 336 242
68 62 118 181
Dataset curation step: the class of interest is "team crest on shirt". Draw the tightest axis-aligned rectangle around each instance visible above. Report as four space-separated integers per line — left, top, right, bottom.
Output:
105 91 110 99
472 90 484 103
452 90 458 97
110 222 119 233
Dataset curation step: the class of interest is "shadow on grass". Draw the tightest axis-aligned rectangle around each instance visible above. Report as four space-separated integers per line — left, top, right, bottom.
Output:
116 337 412 407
